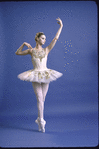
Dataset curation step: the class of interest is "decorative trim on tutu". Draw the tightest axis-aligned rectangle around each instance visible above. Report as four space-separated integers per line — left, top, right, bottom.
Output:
17 69 63 83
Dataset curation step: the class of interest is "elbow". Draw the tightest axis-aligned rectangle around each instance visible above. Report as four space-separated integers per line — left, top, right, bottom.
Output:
15 51 19 55
53 37 58 41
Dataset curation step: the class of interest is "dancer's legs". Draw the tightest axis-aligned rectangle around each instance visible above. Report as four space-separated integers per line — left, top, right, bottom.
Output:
32 82 49 132
32 82 49 119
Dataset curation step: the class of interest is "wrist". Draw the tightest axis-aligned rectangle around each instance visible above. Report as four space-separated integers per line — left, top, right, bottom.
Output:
60 24 63 28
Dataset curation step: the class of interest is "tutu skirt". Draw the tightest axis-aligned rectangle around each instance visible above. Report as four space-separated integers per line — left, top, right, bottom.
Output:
18 69 63 83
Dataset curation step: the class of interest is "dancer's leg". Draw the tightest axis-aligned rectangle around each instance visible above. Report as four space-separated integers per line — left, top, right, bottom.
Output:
40 83 49 119
41 83 49 102
32 82 44 119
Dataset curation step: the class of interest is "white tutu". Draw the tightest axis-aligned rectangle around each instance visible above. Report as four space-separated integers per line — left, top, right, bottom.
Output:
18 69 63 83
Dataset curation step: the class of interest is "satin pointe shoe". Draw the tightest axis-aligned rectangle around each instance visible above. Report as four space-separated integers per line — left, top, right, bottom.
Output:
39 118 46 133
35 117 41 131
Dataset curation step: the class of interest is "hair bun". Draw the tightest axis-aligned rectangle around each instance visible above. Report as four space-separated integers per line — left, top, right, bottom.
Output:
35 32 45 41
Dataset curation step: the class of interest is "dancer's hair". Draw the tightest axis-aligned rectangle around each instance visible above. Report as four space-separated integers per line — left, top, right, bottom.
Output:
35 32 45 41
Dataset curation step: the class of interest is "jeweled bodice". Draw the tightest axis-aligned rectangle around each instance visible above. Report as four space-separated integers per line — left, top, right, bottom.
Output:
32 48 46 62
31 48 48 71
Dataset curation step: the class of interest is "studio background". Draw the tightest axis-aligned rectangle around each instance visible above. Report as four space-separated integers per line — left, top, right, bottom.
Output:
0 1 98 147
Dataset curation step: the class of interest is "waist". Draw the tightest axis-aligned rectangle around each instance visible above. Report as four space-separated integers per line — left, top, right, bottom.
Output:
33 66 47 71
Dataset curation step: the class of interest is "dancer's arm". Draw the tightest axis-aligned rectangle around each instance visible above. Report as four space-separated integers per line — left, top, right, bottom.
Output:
15 42 32 55
46 17 63 54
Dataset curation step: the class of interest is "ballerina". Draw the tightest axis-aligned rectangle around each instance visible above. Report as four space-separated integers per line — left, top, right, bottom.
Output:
15 17 63 133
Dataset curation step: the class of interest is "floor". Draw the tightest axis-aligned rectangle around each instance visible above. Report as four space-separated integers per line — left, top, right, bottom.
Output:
0 112 98 147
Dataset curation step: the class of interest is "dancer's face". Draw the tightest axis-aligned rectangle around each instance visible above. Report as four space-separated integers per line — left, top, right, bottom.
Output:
38 35 46 45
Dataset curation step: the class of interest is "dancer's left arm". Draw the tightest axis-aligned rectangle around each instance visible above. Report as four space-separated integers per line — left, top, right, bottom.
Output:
46 17 63 54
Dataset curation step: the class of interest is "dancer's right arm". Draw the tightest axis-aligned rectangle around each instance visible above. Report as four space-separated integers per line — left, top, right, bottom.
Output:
15 42 32 55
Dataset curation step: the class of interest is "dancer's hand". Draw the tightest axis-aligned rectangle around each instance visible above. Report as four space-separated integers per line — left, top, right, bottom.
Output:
56 17 63 27
24 42 32 49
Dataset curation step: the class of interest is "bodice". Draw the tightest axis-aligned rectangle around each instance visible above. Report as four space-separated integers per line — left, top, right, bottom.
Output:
31 48 48 71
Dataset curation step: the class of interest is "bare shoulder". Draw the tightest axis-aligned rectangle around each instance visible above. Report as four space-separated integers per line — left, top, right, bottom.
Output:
29 48 33 55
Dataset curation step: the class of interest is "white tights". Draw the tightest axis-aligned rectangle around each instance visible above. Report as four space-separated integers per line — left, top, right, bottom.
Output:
32 82 49 120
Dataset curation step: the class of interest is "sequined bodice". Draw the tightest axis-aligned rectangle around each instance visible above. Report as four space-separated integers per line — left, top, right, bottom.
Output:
31 48 47 71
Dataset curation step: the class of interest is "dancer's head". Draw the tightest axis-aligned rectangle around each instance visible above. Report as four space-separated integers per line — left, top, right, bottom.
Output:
35 32 46 45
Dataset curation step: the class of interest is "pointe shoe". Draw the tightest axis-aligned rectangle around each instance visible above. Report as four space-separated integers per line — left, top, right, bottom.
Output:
39 118 46 133
35 117 41 131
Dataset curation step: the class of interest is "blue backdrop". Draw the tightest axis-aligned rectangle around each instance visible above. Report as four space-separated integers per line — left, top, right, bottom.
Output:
0 1 98 147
